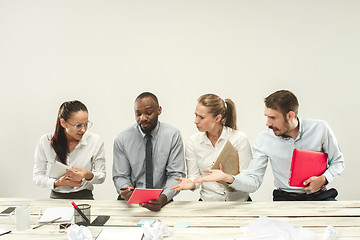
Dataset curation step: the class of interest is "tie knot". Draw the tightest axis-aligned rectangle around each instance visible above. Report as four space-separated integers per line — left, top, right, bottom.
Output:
145 134 152 141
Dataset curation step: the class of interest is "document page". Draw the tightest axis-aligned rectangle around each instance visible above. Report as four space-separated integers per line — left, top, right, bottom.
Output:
96 228 143 240
39 207 73 223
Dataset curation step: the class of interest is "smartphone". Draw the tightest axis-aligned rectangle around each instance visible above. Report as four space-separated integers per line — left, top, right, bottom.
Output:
90 215 110 226
0 207 16 215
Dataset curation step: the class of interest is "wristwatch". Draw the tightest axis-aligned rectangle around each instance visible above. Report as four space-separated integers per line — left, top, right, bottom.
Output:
226 176 235 185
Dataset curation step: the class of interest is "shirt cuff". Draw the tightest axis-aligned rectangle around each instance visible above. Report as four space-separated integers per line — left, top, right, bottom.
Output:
228 175 241 190
226 175 235 185
162 188 176 202
85 172 99 185
323 172 332 184
48 178 56 190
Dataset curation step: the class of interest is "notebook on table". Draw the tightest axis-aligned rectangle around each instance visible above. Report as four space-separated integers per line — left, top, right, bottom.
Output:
289 149 328 187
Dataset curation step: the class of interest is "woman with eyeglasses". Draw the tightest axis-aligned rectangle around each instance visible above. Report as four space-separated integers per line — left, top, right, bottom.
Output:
33 100 105 199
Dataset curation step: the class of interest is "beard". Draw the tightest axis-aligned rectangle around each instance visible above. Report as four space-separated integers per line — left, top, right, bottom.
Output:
269 121 291 138
138 117 158 134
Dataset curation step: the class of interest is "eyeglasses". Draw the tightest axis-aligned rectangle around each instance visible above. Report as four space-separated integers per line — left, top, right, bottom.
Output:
67 121 93 131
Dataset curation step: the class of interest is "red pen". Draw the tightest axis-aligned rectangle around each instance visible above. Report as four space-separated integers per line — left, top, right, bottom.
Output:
71 201 90 224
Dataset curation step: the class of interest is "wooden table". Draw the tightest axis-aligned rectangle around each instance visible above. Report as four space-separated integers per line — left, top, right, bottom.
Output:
0 198 359 239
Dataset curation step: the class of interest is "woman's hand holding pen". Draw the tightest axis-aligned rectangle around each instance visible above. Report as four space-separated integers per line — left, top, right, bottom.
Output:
54 175 82 188
54 167 91 188
120 184 134 201
171 178 196 191
65 167 94 181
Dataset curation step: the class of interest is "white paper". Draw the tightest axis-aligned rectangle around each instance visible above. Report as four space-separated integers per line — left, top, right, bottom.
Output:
242 216 315 240
96 228 143 240
323 226 338 240
236 235 286 240
142 221 172 240
39 207 73 223
67 224 92 240
48 161 71 179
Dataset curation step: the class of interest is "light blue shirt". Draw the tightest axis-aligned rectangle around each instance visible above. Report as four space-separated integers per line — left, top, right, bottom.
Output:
230 118 344 194
112 122 186 201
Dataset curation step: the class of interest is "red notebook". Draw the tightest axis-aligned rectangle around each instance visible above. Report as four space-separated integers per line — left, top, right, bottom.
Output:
289 149 328 187
127 189 162 204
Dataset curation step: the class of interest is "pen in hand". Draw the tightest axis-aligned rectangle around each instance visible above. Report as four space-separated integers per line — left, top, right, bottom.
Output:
120 188 134 191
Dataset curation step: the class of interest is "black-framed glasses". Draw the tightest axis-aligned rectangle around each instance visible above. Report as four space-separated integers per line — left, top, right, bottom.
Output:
67 121 93 131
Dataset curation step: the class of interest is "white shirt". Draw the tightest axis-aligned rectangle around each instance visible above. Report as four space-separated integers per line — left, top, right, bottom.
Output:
33 131 106 193
186 126 252 201
230 118 345 194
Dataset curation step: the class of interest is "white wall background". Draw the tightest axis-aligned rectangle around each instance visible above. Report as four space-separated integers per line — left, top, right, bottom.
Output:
0 0 359 201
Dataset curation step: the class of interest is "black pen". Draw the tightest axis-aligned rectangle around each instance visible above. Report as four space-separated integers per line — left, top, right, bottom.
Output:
71 201 90 224
33 217 61 229
120 188 134 191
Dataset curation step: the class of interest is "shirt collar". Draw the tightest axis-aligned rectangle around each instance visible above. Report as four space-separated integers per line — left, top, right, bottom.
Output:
76 131 89 148
199 126 228 144
137 121 161 139
295 117 303 141
276 117 302 141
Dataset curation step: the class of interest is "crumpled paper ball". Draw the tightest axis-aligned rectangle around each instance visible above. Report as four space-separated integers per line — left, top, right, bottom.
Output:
67 224 93 240
142 221 173 240
242 216 315 240
323 226 338 240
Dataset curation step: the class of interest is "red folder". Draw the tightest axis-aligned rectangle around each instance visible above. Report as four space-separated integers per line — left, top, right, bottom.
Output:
127 189 162 204
289 149 328 187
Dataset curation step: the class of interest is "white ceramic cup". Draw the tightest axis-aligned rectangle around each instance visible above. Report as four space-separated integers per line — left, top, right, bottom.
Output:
15 206 31 231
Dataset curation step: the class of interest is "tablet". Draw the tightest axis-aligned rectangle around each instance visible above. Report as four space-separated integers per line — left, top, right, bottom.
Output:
289 149 328 187
48 161 70 179
0 207 16 216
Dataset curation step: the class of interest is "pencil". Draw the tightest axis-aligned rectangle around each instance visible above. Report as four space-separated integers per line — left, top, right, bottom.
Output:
33 217 61 229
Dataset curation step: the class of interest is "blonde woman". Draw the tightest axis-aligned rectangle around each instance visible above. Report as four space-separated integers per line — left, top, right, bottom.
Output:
172 94 252 201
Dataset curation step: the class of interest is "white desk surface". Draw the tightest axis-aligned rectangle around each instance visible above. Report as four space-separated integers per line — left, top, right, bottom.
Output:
0 198 359 239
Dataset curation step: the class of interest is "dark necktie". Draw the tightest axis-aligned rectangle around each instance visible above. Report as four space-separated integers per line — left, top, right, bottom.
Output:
145 134 153 189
